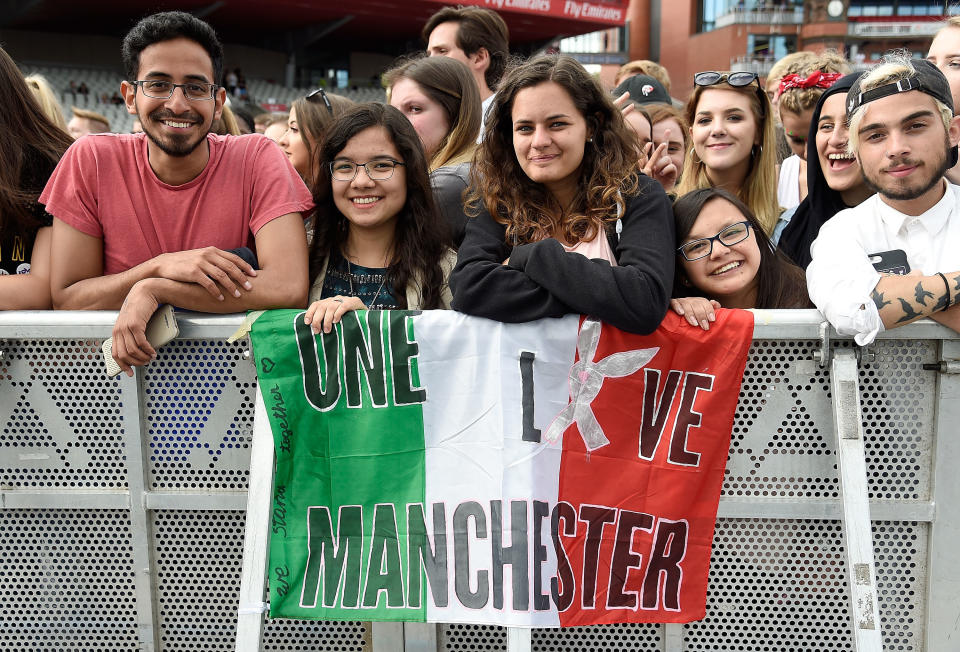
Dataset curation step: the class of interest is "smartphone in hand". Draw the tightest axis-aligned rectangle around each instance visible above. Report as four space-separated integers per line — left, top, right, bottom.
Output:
102 304 179 377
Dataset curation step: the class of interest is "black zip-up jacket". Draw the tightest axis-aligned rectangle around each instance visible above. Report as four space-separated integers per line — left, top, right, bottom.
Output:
450 175 674 334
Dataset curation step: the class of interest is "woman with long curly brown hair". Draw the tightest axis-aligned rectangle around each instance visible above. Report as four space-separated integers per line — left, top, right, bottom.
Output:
449 55 674 334
303 103 455 333
0 46 73 308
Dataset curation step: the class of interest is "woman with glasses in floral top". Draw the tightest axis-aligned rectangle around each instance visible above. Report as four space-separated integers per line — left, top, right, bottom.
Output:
671 187 810 331
303 103 456 334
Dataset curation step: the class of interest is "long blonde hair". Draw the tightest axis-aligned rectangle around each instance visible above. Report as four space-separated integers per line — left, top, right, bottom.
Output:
677 79 780 235
24 74 68 132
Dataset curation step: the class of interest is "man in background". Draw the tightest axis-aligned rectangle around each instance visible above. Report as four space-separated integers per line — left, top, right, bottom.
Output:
68 107 110 138
423 5 509 128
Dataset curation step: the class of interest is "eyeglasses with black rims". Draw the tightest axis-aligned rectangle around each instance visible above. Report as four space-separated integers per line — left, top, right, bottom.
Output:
134 80 218 101
676 221 753 261
693 71 766 117
306 87 334 115
330 158 405 182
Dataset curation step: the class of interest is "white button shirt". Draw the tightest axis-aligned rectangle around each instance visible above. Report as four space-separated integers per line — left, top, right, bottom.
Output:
806 181 960 345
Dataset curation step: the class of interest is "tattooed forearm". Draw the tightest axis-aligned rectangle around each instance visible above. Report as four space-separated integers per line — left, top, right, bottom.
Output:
914 282 934 306
895 297 922 324
933 290 949 312
871 288 891 310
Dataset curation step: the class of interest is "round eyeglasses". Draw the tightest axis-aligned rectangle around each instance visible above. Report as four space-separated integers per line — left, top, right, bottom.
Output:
677 221 753 261
330 159 405 182
134 80 218 101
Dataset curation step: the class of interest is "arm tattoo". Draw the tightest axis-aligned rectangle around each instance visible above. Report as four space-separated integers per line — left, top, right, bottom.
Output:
933 291 949 312
953 273 960 305
871 288 891 310
914 282 934 306
895 297 922 324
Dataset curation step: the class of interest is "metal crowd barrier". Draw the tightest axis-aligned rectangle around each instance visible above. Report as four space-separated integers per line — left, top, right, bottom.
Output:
0 310 956 651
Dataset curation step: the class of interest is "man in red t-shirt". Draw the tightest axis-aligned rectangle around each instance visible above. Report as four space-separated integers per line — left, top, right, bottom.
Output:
42 12 314 375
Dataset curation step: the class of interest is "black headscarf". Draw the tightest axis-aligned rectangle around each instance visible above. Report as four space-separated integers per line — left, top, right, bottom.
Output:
778 72 864 269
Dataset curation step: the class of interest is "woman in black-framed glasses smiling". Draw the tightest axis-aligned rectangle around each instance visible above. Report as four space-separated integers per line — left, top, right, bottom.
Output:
303 103 456 334
670 188 810 330
676 71 781 238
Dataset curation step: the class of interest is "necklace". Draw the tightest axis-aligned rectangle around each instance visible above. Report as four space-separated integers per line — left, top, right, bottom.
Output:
346 257 388 308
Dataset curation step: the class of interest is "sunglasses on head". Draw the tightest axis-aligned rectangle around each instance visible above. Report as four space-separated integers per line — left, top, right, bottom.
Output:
306 87 333 115
694 71 766 118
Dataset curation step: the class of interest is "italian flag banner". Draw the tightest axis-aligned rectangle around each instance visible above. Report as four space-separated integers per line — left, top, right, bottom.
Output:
249 308 753 627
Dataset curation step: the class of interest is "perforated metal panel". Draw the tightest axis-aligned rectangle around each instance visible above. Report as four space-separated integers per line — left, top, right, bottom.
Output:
873 521 927 650
727 339 934 502
439 338 934 651
154 509 369 651
0 316 951 652
533 624 662 650
146 339 258 491
0 338 126 488
688 518 854 650
0 509 138 651
442 623 506 651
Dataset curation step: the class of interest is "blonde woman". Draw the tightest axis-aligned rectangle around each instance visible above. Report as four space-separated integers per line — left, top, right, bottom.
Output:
676 71 780 236
927 16 960 184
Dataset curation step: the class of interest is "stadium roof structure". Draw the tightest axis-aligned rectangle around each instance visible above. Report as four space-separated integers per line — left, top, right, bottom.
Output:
1 0 629 55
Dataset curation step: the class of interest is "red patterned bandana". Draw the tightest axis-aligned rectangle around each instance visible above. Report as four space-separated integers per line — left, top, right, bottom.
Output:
778 71 843 94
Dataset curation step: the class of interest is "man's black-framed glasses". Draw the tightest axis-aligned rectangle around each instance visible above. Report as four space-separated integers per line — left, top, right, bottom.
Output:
677 221 753 261
330 158 405 182
134 80 218 101
306 87 334 114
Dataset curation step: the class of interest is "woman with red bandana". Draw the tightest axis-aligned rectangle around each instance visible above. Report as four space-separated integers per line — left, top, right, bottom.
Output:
775 51 849 210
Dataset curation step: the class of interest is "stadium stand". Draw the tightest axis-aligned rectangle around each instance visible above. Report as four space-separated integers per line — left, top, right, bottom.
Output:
18 63 386 134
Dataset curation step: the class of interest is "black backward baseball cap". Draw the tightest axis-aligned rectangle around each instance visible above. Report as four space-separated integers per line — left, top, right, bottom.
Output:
847 58 957 166
847 58 954 115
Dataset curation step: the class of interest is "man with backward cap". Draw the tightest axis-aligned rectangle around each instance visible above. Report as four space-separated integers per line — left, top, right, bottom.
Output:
807 55 960 342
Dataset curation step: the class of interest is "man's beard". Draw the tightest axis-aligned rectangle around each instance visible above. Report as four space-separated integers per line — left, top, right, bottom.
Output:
863 136 950 202
141 108 211 158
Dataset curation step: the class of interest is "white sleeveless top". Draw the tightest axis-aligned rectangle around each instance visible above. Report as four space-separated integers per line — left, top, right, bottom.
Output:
777 154 802 210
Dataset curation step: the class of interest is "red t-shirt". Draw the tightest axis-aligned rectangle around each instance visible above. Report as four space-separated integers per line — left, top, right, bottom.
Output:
40 133 314 274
